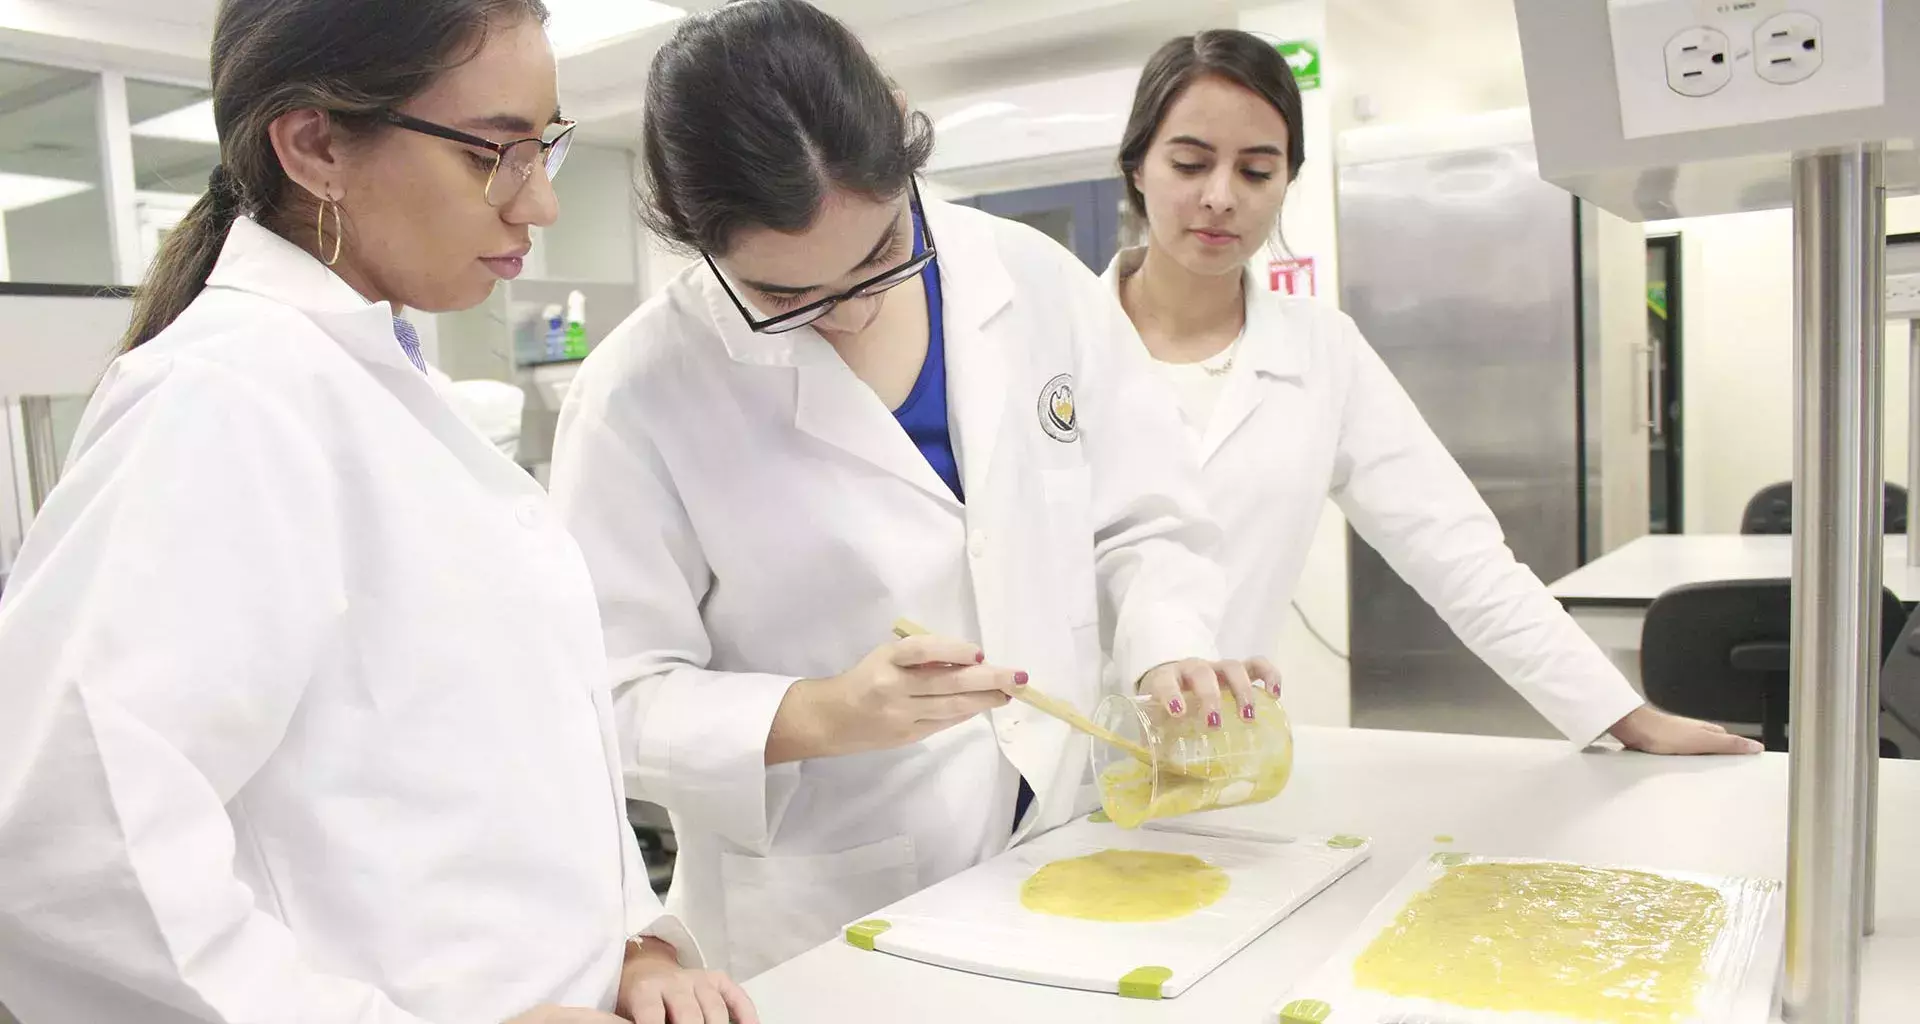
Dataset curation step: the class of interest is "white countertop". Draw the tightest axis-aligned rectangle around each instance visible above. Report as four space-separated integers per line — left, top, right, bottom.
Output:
742 726 1919 1023
1549 533 1920 605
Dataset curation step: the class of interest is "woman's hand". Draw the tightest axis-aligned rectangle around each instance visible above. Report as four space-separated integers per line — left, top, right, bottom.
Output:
617 939 759 1024
766 633 1021 763
1609 705 1763 755
1136 657 1281 728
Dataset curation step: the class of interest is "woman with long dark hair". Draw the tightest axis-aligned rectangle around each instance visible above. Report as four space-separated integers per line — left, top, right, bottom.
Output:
1105 29 1757 756
0 2 752 1021
550 0 1264 980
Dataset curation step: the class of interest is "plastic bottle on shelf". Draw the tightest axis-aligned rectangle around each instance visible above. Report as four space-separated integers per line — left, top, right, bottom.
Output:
563 290 588 360
542 304 565 361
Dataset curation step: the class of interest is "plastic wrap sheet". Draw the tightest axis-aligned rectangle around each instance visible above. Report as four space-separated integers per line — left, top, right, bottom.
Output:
1274 854 1782 1024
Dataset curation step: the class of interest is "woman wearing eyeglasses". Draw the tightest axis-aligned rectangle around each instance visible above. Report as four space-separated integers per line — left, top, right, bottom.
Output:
0 2 752 1023
548 0 1263 980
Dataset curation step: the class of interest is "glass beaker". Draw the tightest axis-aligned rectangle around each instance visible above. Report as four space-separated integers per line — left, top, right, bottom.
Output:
1092 688 1294 829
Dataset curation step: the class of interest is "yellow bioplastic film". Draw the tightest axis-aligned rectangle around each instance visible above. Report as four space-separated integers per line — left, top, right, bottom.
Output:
1273 854 1781 1024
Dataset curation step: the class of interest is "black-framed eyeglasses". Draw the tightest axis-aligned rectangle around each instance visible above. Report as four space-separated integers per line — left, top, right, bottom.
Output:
705 180 936 335
384 111 577 207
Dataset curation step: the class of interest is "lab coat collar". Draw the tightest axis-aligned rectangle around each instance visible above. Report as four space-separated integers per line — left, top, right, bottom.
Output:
924 197 1013 502
692 195 1011 507
1104 246 1312 464
204 217 418 376
204 218 545 504
1102 246 1312 382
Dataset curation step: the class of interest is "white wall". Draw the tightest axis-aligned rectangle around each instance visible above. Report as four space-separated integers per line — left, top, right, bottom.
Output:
1657 195 1920 534
1326 0 1529 134
641 234 693 297
1238 0 1352 729
535 143 640 284
4 191 112 284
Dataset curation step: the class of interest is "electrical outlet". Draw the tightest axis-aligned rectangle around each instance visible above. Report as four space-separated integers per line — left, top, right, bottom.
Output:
1608 0 1885 139
1754 12 1822 85
1665 27 1731 96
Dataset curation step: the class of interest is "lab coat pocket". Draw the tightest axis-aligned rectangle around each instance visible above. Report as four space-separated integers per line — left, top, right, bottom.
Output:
719 833 919 980
1041 465 1100 628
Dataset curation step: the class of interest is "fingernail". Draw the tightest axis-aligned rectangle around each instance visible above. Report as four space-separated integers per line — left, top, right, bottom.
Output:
975 651 986 664
1241 703 1255 721
1014 671 1029 686
1207 710 1223 729
1270 682 1283 697
1169 698 1185 716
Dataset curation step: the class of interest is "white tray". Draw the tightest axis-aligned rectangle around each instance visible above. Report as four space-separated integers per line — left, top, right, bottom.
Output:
839 814 1371 1000
1272 853 1785 1024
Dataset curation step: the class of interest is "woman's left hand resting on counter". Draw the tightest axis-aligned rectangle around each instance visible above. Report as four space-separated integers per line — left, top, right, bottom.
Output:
1609 705 1764 755
618 938 759 1024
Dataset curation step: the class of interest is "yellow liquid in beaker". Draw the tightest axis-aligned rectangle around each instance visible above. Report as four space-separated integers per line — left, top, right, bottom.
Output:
1097 754 1291 829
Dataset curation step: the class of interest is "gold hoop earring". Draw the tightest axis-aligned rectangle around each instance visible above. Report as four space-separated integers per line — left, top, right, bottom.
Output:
315 194 344 267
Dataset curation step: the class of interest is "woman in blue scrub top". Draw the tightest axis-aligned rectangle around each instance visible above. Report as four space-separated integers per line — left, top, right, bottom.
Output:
549 0 1268 981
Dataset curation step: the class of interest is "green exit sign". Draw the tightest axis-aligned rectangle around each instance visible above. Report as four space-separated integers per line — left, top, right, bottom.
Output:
1276 39 1321 91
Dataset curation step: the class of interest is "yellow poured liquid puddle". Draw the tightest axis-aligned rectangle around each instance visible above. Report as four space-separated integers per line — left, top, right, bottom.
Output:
1353 862 1729 1024
1020 850 1230 923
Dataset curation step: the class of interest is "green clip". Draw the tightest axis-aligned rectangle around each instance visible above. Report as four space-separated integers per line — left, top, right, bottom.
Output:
1431 852 1469 867
844 919 892 951
1279 998 1332 1023
1118 966 1174 1000
1326 834 1365 849
1088 809 1112 824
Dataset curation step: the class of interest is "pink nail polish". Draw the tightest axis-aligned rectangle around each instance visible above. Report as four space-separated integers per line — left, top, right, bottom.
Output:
1207 710 1223 729
1241 703 1255 721
975 651 986 664
1014 671 1029 686
1169 698 1185 715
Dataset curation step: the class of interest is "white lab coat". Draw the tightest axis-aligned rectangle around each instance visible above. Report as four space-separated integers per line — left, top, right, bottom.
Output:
0 218 695 1024
550 200 1221 978
1102 249 1642 744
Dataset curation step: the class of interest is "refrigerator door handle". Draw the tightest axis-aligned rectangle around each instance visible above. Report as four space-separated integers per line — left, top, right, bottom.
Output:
1646 337 1664 439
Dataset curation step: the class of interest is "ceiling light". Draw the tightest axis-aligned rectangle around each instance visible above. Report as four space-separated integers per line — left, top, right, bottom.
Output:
132 99 218 145
0 172 94 213
934 102 1019 133
546 0 684 56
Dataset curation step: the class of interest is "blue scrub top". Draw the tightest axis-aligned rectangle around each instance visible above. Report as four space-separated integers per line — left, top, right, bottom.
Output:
891 211 964 502
888 209 1033 830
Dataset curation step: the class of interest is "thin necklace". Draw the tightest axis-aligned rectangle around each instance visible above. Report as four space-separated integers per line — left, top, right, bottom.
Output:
1204 343 1237 378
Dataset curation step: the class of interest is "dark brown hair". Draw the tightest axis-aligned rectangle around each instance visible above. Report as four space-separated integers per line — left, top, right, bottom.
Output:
638 0 934 256
123 0 549 350
1118 29 1306 220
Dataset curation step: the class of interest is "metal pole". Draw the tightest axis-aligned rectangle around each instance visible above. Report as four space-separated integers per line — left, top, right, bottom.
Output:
1783 144 1883 1024
16 397 60 514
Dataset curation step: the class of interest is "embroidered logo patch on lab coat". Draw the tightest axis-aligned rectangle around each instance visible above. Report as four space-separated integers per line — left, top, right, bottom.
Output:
1038 373 1078 443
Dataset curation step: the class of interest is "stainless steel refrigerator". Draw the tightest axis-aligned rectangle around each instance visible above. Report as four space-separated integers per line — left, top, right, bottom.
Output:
1336 130 1650 738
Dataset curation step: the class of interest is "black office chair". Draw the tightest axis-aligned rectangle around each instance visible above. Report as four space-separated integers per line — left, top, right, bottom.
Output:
1640 579 1905 754
1875 599 1920 758
629 802 676 894
1739 481 1909 535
